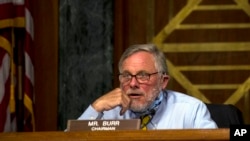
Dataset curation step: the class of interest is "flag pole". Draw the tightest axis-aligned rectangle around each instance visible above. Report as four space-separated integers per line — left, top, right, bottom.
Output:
14 28 25 132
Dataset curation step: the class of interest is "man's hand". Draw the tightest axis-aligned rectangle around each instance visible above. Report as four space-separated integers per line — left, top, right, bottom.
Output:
92 88 131 115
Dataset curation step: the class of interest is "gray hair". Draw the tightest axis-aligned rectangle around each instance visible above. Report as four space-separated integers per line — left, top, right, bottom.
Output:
118 44 168 74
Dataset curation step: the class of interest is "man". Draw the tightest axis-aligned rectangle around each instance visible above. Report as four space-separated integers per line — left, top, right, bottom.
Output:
78 44 218 129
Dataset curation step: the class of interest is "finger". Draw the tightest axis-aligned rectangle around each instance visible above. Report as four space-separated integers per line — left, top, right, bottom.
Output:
92 88 122 112
120 105 129 115
120 92 131 115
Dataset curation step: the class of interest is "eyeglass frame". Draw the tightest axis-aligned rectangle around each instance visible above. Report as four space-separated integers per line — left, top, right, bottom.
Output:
118 71 162 84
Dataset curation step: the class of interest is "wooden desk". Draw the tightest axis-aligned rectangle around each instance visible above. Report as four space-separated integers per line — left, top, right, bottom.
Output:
0 129 229 141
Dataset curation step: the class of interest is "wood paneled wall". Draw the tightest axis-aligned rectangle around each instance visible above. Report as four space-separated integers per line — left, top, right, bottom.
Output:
114 0 250 124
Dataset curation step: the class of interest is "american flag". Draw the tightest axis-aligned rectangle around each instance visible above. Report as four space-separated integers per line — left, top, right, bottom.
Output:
0 0 35 132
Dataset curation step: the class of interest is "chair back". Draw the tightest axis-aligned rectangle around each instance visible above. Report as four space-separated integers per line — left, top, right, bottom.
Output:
206 103 244 128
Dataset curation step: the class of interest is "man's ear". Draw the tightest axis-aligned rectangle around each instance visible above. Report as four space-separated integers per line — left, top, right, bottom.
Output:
161 74 170 89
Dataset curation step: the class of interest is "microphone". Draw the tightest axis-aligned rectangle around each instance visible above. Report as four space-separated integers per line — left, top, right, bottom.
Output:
150 109 156 116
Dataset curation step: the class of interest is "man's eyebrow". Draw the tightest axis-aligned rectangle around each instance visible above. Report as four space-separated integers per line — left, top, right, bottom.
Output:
137 70 149 74
121 70 149 74
121 70 130 73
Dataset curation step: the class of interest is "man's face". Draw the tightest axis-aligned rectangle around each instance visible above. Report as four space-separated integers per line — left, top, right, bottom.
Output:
119 51 168 112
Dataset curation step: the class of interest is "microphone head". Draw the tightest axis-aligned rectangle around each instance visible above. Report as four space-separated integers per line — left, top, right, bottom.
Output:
150 109 156 116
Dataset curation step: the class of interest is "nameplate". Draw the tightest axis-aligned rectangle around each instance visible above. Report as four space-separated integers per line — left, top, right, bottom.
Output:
67 119 140 131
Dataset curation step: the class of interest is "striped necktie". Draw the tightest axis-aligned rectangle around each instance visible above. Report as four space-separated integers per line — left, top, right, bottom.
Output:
140 114 151 130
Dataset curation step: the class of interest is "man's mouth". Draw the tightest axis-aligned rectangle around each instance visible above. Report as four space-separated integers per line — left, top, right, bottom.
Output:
128 93 143 98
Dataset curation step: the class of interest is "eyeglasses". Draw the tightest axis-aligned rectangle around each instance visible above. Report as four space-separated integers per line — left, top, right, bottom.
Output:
119 72 159 84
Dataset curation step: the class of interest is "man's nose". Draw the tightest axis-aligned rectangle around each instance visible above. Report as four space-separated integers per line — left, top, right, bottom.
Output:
129 76 140 87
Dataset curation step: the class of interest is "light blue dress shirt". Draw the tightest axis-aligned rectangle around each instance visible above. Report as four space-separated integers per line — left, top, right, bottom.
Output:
78 90 218 129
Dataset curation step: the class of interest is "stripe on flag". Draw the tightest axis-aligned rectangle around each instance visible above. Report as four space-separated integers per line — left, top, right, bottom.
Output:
23 0 35 131
0 36 12 132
